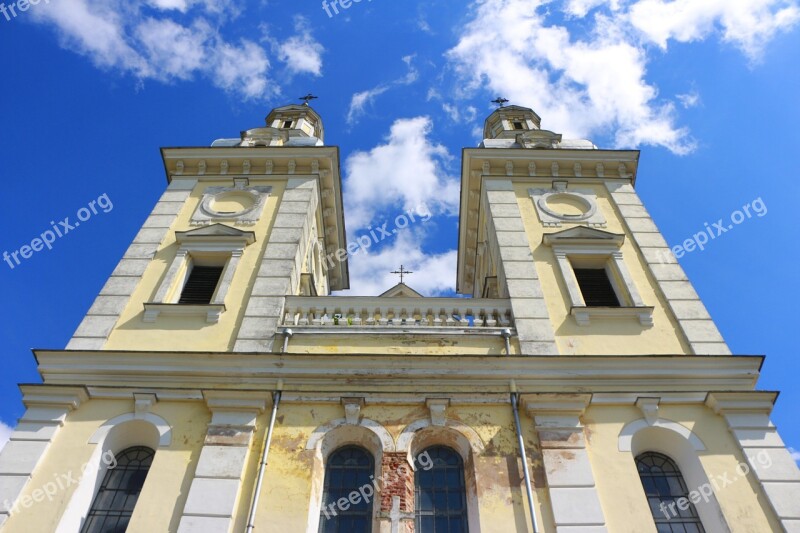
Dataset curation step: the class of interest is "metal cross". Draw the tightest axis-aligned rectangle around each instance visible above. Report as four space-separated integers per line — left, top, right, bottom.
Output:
491 97 509 108
390 265 414 284
299 93 318 106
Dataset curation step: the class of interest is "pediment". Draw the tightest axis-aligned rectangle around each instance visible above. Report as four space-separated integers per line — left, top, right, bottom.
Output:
379 283 424 298
542 226 624 246
176 224 256 245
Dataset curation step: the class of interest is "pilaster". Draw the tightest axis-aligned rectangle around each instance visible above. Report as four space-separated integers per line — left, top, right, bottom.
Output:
605 182 730 355
177 391 269 533
525 393 607 533
234 178 319 352
67 179 197 350
0 386 88 527
483 180 558 355
706 392 800 531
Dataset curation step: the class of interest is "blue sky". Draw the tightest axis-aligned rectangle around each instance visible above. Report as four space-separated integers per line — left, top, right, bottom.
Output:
0 0 798 461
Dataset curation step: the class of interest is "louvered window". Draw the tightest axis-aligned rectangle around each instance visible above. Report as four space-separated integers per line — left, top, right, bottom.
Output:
574 268 620 307
178 265 223 304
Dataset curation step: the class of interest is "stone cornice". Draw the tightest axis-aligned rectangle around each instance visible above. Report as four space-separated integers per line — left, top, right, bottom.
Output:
705 391 778 414
32 351 763 392
19 384 89 410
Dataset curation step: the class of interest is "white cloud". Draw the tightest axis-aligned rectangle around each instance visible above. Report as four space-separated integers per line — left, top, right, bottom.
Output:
29 1 319 101
0 421 12 453
446 0 799 154
343 231 457 296
447 0 695 153
347 86 390 125
277 16 324 77
346 56 419 125
791 447 800 464
564 0 621 18
677 91 701 109
628 0 800 58
343 116 459 231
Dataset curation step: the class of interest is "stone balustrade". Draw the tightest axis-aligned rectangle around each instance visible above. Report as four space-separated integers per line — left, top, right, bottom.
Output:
282 296 514 331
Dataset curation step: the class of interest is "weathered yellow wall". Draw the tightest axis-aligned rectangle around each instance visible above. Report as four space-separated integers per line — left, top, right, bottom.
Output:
515 182 693 355
250 403 546 532
585 404 781 532
286 335 520 355
2 399 207 533
104 180 286 353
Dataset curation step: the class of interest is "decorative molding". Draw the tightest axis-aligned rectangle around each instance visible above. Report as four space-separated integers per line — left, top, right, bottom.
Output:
636 397 660 425
530 187 606 227
396 418 485 454
341 397 364 425
143 303 226 323
426 399 450 427
191 185 272 226
134 393 157 418
89 412 172 447
618 418 706 452
306 418 395 453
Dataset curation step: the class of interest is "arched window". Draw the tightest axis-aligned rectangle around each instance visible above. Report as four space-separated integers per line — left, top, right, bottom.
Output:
318 446 374 533
81 446 154 533
415 446 469 533
636 452 706 533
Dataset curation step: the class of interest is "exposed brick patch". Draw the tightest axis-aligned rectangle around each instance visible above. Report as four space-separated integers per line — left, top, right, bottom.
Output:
380 452 414 513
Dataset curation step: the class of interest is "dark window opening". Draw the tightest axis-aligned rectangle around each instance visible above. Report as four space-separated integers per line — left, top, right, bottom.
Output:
513 121 525 130
636 452 706 533
178 265 224 304
81 446 154 533
318 446 374 533
283 120 293 128
415 446 469 533
573 268 620 307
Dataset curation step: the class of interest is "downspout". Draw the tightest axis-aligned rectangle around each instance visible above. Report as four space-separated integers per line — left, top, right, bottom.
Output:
281 328 293 354
245 381 283 533
511 381 539 533
501 328 513 355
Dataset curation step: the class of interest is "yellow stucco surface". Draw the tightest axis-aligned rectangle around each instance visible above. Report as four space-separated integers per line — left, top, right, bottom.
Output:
515 182 693 356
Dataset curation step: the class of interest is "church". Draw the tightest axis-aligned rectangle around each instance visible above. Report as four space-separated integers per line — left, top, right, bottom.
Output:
0 101 797 533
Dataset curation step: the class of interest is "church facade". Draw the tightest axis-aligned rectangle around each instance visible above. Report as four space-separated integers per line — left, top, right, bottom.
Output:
0 103 798 533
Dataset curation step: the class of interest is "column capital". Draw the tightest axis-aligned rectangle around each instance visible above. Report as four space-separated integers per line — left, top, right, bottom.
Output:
523 393 591 418
203 390 270 427
20 385 89 413
705 391 777 416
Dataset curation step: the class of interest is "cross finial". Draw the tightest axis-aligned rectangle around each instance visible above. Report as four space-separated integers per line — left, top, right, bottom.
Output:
299 93 318 106
491 97 509 108
390 265 414 284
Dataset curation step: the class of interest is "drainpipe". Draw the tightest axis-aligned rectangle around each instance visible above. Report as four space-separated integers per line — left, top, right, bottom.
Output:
281 328 293 354
501 328 513 355
511 381 539 533
245 381 283 533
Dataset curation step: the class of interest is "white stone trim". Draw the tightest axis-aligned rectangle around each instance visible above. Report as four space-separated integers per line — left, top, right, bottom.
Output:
57 413 166 533
191 185 272 226
547 235 653 327
706 392 800 529
145 228 253 323
306 418 395 454
395 419 484 533
529 186 606 227
396 418 484 455
89 412 172 447
605 182 730 355
618 418 705 452
623 418 731 532
304 420 389 533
